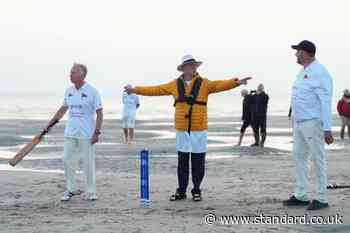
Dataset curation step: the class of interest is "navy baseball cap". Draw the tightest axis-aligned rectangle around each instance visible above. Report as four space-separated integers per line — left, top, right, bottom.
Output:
291 40 316 54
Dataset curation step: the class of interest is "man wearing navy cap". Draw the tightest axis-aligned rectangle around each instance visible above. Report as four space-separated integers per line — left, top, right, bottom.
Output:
283 40 333 210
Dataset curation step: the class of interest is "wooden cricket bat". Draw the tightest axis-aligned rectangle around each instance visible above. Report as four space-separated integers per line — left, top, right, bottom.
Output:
8 120 59 167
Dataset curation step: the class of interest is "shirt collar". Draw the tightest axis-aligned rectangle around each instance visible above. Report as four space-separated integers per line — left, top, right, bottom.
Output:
74 82 88 91
303 59 318 72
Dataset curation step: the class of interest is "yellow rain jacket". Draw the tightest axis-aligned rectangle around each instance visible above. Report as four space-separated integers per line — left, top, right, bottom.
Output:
134 74 239 131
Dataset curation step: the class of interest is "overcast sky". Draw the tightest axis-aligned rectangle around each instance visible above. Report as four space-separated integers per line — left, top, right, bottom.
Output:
0 0 349 101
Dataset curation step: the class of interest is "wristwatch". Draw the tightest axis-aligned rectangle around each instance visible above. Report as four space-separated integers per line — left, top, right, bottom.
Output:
94 129 101 135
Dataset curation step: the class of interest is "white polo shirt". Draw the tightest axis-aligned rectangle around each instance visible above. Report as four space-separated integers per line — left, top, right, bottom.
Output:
63 82 103 139
122 92 140 118
291 60 333 131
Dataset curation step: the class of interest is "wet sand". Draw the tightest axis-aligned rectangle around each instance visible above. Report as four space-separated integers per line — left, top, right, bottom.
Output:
0 116 350 233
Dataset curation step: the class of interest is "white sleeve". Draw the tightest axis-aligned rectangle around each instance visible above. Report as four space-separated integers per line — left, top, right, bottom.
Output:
315 69 333 131
94 90 103 111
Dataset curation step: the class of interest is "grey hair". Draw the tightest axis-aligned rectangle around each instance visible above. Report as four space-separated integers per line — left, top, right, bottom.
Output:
74 63 88 77
258 83 265 90
241 89 248 95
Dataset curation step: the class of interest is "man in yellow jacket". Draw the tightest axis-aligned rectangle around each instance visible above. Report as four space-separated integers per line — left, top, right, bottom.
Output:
125 55 251 202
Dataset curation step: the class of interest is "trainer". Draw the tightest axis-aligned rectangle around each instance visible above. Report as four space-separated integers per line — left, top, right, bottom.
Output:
283 40 333 210
125 55 251 202
45 63 103 202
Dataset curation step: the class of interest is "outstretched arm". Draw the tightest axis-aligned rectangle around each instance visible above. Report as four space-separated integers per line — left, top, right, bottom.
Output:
125 81 175 96
207 77 252 94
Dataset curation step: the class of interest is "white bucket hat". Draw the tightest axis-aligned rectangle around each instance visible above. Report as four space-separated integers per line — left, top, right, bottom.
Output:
177 55 202 71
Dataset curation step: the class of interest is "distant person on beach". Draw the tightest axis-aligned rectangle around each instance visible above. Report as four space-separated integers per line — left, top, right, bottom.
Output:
288 107 292 120
236 89 254 146
251 84 269 147
124 55 251 202
122 87 140 144
283 40 333 211
45 63 103 202
337 89 350 139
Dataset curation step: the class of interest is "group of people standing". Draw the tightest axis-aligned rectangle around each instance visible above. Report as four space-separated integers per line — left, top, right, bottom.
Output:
43 39 334 211
237 84 269 147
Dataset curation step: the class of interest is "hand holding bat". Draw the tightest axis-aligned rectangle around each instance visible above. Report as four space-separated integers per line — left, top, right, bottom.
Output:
8 119 59 167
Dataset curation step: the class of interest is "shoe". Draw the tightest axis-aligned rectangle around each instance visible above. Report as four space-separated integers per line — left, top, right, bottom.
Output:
283 195 310 206
87 193 98 201
191 190 202 202
61 191 75 201
307 200 329 210
169 189 187 201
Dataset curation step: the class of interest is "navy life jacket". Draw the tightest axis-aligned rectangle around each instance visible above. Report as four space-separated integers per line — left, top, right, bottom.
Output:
173 77 207 134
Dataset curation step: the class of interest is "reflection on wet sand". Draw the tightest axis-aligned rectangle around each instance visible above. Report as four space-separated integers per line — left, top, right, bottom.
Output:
0 118 345 174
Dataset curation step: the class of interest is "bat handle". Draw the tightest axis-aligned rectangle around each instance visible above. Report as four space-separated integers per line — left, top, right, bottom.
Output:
47 119 59 129
41 119 59 137
39 119 59 140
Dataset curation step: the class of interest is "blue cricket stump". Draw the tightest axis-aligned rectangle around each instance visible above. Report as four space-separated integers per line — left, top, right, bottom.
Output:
140 149 150 207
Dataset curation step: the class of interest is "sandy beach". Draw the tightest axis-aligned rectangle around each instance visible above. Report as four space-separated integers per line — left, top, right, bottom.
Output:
1 115 350 233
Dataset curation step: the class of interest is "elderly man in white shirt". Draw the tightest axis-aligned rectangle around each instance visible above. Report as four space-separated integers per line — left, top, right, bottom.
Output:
122 88 140 144
45 63 103 201
283 40 333 211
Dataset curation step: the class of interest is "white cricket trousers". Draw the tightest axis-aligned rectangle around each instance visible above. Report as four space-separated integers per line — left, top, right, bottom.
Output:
63 137 96 194
292 119 328 203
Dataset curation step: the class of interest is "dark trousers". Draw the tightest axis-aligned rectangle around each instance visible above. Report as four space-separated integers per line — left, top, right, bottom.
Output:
252 116 267 134
177 151 205 194
252 116 267 145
